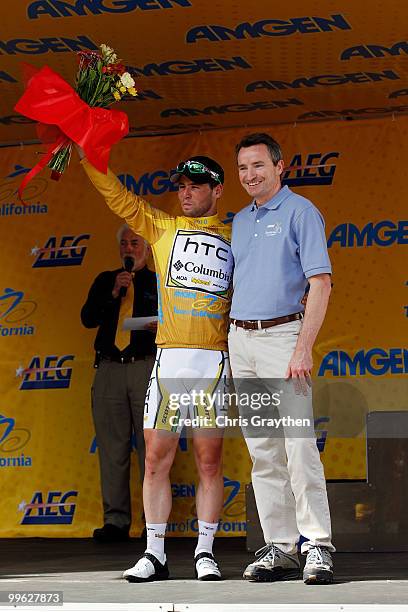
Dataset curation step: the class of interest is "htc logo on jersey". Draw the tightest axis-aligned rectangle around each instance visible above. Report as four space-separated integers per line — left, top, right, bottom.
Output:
183 235 228 261
167 229 233 298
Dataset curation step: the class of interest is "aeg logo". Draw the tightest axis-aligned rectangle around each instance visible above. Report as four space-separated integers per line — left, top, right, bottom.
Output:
17 355 74 390
31 234 90 267
19 491 78 525
282 152 339 186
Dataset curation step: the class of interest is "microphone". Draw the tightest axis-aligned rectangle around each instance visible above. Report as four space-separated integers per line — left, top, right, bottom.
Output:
119 256 134 298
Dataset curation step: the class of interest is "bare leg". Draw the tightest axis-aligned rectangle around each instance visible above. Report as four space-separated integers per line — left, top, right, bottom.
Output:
122 429 179 582
143 429 179 523
193 431 224 522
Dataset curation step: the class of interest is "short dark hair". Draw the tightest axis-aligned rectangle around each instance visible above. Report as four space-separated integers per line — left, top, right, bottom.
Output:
235 133 283 165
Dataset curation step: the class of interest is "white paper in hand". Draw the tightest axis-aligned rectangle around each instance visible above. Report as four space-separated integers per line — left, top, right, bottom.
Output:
123 316 158 331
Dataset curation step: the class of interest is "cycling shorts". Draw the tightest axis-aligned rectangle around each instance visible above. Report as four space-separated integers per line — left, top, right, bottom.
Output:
144 347 230 432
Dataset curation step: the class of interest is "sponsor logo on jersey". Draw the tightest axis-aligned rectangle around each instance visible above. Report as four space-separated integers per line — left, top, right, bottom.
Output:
166 230 233 299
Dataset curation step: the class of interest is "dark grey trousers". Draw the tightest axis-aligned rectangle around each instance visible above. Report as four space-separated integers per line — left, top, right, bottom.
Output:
91 356 154 530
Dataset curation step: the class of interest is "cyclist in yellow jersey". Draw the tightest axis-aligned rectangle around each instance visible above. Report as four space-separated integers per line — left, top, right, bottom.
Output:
82 158 231 350
80 152 231 582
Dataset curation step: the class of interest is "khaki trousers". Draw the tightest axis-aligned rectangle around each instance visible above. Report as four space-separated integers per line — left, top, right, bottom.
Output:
228 321 334 554
91 356 154 530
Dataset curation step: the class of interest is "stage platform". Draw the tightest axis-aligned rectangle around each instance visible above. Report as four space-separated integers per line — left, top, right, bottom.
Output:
1 538 408 610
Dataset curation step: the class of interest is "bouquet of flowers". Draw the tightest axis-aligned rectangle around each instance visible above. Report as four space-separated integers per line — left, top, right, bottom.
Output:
14 43 135 200
48 44 137 179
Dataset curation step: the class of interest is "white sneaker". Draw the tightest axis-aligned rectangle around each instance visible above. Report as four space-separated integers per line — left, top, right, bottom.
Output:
243 543 300 582
122 552 169 583
195 552 222 581
303 546 333 584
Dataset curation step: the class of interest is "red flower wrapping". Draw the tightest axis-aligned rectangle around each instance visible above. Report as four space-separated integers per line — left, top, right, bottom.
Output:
14 64 129 201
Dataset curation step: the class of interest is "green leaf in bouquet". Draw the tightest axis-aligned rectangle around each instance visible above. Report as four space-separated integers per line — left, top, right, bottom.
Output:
88 67 98 83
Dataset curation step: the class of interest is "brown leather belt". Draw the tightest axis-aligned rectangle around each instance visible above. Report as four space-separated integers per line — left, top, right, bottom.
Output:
100 354 147 364
230 312 302 330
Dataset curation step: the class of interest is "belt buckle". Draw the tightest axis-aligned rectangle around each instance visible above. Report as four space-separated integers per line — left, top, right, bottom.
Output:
244 320 255 330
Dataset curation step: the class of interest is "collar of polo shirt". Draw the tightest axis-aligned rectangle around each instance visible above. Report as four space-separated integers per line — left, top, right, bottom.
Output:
251 185 291 212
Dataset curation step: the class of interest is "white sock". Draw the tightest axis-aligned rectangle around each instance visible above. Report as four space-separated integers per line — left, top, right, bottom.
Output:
195 520 219 556
145 523 166 563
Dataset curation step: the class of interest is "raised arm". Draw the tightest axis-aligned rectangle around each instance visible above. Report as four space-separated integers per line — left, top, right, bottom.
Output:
79 151 174 245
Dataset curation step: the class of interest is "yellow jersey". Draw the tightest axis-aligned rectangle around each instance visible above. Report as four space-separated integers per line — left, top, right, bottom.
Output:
82 160 232 350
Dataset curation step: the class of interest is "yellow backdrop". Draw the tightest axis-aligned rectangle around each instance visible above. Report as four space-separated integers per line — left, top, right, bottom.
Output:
0 116 407 536
1 0 408 143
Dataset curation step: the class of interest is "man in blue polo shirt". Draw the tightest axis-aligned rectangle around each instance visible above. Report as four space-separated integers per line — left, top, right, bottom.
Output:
229 132 335 585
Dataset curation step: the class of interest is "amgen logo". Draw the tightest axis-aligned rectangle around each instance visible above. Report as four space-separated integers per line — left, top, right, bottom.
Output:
118 171 178 196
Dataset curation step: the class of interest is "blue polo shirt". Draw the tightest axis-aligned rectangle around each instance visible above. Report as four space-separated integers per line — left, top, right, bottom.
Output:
230 185 331 320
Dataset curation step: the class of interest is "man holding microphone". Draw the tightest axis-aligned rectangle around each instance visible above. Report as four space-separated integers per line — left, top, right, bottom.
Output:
81 225 157 542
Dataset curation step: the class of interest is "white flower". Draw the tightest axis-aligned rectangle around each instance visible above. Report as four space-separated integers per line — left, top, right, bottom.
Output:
100 43 117 64
120 72 135 88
